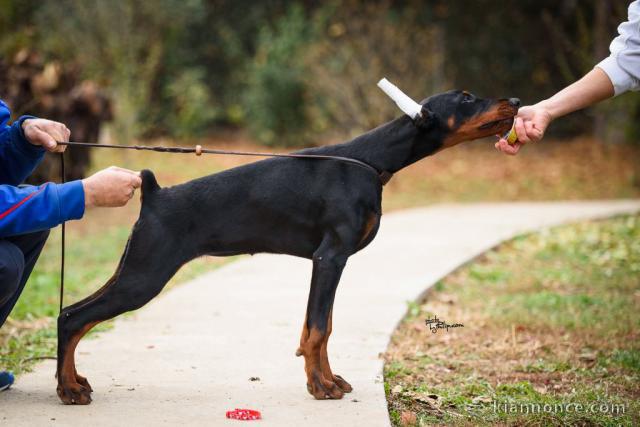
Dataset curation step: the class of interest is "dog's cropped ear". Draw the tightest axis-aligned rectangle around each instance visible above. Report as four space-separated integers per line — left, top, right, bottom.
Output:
414 106 437 129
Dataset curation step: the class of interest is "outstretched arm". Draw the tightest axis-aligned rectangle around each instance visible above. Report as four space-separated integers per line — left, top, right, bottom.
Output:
0 167 142 238
496 68 614 155
497 0 640 155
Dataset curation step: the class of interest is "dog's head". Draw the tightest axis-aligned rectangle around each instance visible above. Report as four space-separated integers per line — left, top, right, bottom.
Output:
416 90 520 148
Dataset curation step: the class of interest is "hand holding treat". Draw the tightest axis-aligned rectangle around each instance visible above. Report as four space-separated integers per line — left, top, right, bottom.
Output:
495 104 552 155
503 121 518 145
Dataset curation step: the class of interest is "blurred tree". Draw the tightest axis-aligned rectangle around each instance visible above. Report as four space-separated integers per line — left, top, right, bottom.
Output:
244 4 311 146
190 0 296 126
302 0 446 139
0 0 40 54
166 68 218 139
35 0 209 142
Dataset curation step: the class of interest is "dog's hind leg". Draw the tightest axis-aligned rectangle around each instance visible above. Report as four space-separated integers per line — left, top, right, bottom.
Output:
296 229 357 400
56 215 190 405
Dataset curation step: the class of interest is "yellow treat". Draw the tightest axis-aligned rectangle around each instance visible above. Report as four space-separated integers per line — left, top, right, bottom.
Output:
503 123 518 145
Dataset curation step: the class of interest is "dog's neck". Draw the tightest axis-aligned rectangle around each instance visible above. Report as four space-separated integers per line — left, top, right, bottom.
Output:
330 116 445 174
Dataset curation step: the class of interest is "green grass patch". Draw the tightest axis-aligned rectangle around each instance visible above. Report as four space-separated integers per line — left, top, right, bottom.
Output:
385 214 640 426
610 349 640 373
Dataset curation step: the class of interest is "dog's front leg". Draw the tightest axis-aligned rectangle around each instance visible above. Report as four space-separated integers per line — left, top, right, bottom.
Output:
319 309 352 393
296 237 352 400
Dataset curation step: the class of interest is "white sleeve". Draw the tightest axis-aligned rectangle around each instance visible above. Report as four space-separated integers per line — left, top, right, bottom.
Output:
595 0 640 96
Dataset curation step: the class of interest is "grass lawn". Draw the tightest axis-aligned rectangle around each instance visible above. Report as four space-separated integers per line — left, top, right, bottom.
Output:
1 135 639 375
384 214 640 426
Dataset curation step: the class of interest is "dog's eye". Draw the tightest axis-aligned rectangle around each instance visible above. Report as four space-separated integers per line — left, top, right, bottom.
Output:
461 92 474 103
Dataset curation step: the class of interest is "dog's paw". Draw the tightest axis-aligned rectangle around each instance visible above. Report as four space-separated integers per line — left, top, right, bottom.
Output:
75 373 93 393
57 382 92 405
306 372 344 400
332 374 353 393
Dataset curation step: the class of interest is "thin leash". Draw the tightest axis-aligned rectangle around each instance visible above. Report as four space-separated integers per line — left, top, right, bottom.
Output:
59 153 66 313
56 141 392 181
56 141 393 313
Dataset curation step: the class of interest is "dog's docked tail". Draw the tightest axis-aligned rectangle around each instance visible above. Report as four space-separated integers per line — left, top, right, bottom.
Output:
140 169 161 203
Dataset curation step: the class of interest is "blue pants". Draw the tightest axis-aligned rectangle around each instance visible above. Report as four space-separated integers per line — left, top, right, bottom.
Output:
0 230 49 328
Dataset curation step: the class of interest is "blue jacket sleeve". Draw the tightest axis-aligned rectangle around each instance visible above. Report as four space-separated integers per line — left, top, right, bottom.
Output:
0 99 85 237
0 181 85 237
0 99 44 185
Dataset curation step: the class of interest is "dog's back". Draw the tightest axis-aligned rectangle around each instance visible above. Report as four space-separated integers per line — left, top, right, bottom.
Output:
137 158 381 259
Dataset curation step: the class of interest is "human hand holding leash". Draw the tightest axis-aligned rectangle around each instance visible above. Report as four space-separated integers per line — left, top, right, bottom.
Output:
82 166 142 208
22 118 71 153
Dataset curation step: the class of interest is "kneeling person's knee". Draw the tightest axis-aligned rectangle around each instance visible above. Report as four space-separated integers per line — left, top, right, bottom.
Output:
0 243 25 304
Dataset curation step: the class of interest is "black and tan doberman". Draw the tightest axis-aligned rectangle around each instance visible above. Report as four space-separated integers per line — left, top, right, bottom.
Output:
56 90 519 404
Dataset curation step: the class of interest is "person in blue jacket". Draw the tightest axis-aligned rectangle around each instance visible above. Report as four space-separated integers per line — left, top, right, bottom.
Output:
0 99 141 391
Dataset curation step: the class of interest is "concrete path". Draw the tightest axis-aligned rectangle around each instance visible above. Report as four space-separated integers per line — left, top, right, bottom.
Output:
2 201 639 426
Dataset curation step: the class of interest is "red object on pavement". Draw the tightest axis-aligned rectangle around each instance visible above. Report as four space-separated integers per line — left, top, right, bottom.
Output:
226 408 262 421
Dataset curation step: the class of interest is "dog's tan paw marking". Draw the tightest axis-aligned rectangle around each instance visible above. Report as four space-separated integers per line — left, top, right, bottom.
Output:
57 382 92 405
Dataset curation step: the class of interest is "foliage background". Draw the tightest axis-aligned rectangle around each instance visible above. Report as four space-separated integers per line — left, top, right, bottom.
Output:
0 0 636 146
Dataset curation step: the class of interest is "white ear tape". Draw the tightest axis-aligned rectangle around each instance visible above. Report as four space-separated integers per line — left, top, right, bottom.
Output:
377 78 423 119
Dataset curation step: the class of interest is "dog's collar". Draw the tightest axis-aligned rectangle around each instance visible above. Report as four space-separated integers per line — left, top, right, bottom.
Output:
379 170 393 185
